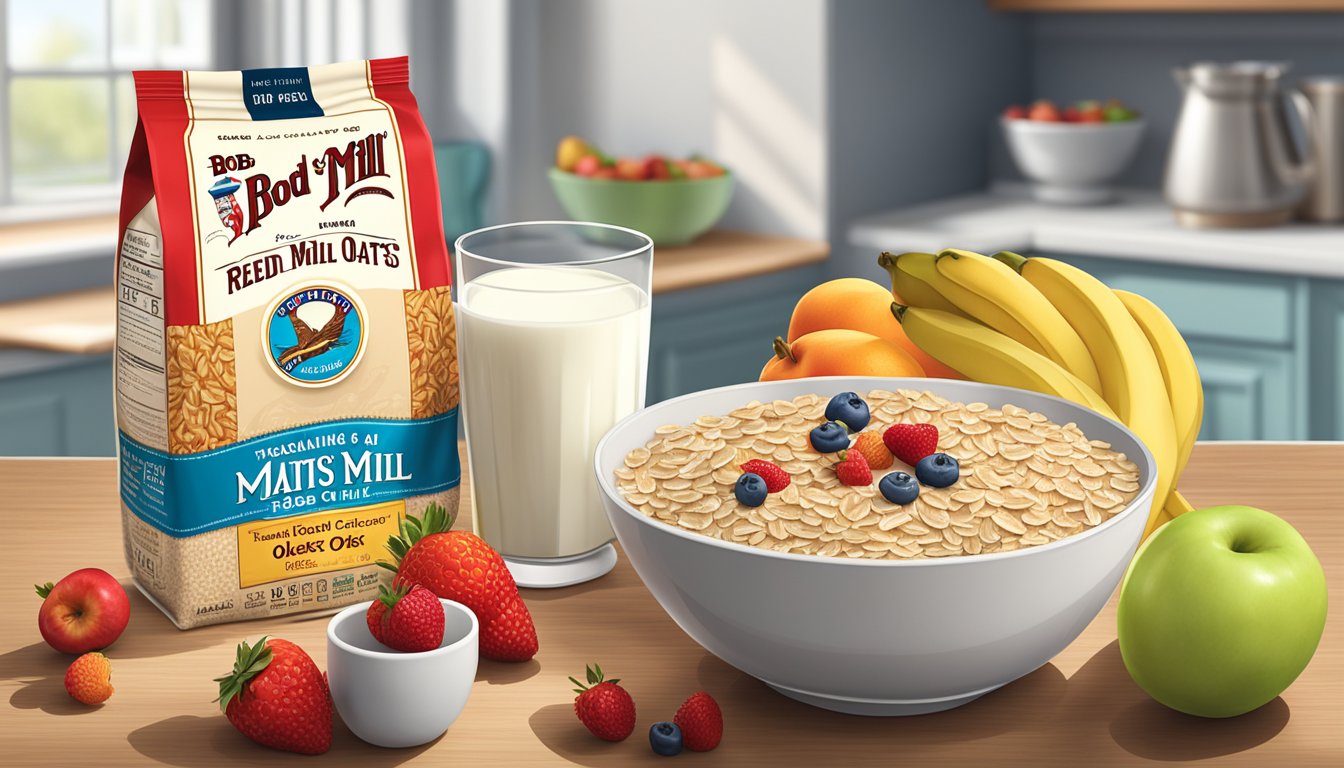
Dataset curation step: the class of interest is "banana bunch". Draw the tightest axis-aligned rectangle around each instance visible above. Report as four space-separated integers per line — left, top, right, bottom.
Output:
878 249 1203 539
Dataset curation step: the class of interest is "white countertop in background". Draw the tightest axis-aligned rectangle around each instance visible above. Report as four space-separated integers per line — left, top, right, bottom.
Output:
849 186 1344 280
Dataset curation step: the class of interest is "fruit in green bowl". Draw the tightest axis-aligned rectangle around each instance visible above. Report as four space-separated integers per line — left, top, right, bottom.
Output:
1117 504 1327 718
548 167 733 246
555 135 591 173
550 136 733 245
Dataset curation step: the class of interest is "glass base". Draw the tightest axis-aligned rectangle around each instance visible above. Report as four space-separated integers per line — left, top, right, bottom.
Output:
503 543 618 589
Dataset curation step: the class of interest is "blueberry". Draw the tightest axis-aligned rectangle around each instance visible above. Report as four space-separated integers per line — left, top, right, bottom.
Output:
879 472 920 505
649 721 683 756
824 391 871 432
915 452 959 488
809 421 851 453
735 472 768 507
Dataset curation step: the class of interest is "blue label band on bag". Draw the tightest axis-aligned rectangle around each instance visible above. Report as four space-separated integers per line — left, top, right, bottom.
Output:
119 410 459 537
242 66 324 121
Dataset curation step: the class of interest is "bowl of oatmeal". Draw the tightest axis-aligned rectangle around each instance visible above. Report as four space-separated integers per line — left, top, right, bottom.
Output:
594 377 1155 716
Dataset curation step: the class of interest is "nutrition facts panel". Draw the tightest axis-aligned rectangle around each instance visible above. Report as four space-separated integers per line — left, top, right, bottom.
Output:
117 221 169 451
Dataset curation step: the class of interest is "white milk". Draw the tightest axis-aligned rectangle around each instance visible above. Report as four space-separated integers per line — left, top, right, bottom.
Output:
457 266 650 558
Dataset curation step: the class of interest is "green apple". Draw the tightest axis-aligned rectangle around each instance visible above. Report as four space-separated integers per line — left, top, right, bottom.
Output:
1118 505 1327 718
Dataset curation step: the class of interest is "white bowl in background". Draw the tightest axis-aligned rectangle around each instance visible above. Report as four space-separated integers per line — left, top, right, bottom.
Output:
1001 118 1145 204
327 598 479 747
595 377 1154 716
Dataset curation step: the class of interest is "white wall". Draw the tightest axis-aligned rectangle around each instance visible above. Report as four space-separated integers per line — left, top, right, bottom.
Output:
506 0 830 240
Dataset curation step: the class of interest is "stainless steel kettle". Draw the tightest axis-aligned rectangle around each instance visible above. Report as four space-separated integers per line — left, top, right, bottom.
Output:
1164 62 1317 228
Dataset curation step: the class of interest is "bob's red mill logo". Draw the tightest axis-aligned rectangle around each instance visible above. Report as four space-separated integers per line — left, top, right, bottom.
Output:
206 132 392 242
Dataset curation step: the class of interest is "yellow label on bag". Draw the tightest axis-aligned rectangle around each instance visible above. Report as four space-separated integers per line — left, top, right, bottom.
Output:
236 500 402 588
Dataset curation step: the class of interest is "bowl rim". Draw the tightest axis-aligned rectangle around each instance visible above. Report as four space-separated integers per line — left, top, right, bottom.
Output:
547 166 734 184
595 376 1156 569
327 598 480 661
454 220 654 269
1000 117 1145 133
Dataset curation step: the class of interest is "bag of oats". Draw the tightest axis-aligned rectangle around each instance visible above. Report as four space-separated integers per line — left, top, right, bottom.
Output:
116 57 461 629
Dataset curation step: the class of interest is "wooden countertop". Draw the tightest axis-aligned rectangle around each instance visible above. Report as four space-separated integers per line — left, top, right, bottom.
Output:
2 443 1340 766
651 231 828 293
0 288 116 355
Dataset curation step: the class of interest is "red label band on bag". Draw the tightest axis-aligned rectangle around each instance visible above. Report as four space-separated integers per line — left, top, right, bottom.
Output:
123 57 450 326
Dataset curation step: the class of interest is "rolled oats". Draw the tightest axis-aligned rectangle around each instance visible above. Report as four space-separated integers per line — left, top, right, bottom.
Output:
617 389 1140 560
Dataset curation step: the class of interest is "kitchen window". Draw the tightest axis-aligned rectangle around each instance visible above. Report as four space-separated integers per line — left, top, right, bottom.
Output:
0 0 214 223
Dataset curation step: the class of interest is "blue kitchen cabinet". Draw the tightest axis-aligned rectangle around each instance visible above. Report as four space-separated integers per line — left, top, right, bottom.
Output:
0 354 115 456
1310 280 1344 442
647 265 825 404
1046 254 1310 441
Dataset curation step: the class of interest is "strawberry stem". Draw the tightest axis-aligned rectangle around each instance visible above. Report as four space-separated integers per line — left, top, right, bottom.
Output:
213 637 273 713
378 503 458 573
376 582 411 613
35 582 53 599
570 663 620 694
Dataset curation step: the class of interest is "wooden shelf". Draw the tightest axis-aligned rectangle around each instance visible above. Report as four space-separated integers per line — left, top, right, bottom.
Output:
990 0 1344 11
652 230 829 294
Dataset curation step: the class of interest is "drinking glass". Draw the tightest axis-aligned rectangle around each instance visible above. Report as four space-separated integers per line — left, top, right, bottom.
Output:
454 221 652 587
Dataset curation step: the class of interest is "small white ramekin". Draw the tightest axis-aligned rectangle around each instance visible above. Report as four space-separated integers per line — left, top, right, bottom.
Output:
327 598 478 748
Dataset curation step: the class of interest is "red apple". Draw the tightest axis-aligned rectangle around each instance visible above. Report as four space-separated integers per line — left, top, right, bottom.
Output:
573 154 602 177
1078 102 1105 123
1002 104 1028 120
644 154 671 180
591 166 619 180
36 568 130 654
615 157 651 181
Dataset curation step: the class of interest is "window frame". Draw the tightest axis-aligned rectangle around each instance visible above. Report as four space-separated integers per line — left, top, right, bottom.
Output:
0 0 217 224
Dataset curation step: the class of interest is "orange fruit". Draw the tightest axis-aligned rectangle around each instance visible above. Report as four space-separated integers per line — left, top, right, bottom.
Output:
760 329 925 381
786 278 963 379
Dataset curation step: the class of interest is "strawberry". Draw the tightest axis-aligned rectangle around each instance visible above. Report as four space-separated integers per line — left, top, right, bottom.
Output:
674 691 723 752
64 652 113 705
214 637 331 755
380 504 538 662
740 459 790 493
850 432 893 470
835 450 872 486
571 663 636 742
366 582 445 653
883 423 939 466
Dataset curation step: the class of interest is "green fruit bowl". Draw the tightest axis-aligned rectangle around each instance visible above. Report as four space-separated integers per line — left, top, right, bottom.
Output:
548 167 734 246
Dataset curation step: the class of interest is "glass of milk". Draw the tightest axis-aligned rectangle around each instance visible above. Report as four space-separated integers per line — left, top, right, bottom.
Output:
454 222 652 588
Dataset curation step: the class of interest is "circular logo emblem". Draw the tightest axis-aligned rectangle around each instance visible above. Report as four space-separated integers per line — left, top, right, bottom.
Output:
263 284 366 387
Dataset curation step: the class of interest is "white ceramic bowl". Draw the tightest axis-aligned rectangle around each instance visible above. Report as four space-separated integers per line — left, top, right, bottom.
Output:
1001 118 1145 204
595 377 1154 716
327 598 478 747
